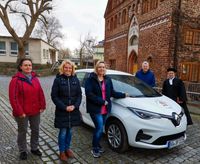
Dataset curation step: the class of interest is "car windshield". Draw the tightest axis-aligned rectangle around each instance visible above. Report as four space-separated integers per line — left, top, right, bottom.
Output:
108 74 161 97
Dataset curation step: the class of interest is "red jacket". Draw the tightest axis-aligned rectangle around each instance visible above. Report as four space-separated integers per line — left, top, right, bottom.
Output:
9 71 46 117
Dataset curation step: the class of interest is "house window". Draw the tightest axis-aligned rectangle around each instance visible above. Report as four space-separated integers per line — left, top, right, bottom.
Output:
142 0 158 14
109 59 116 69
194 32 200 45
150 0 158 10
185 30 194 44
142 0 149 14
25 44 29 55
114 15 118 29
0 41 6 55
122 9 126 24
184 29 200 45
110 17 114 31
130 35 138 45
10 42 29 56
10 42 18 55
43 49 46 59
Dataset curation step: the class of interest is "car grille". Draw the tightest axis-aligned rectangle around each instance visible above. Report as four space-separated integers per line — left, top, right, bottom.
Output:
152 131 185 145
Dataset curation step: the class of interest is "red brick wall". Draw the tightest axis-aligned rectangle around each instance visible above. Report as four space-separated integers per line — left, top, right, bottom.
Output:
104 0 200 85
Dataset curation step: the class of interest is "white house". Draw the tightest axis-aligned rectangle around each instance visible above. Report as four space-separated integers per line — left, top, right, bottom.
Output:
0 36 58 64
93 40 104 62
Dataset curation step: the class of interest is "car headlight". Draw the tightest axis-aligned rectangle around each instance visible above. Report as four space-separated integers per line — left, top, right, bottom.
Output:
127 107 162 119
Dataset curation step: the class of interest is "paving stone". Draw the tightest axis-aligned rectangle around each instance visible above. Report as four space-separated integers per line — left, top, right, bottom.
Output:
1 75 200 164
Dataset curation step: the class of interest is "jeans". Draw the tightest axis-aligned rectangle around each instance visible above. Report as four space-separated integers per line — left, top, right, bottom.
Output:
58 128 72 152
90 114 107 151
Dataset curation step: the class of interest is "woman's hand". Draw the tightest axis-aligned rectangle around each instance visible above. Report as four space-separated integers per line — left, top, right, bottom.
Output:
66 105 75 112
19 113 26 118
40 109 45 113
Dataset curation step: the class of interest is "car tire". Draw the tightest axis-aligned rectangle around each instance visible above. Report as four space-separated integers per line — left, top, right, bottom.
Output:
105 119 129 153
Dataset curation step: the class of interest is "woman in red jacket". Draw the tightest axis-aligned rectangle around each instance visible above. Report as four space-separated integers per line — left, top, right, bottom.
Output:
9 58 46 160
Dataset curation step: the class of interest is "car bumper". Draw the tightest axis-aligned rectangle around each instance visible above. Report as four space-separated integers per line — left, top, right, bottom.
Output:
123 114 187 149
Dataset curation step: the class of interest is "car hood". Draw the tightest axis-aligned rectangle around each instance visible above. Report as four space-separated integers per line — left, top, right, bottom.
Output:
113 95 182 115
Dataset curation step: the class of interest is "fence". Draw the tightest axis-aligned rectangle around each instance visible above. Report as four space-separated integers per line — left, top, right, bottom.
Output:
154 81 200 102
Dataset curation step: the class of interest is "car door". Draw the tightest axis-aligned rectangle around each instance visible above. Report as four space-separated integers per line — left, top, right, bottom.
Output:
76 72 93 125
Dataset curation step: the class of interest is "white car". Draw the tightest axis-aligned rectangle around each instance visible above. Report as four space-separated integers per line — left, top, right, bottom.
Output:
76 69 187 152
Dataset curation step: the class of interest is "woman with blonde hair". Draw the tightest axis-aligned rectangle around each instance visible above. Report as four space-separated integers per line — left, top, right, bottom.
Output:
85 60 127 158
51 60 82 161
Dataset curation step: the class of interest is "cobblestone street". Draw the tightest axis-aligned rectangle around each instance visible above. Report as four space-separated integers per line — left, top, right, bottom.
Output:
0 75 200 164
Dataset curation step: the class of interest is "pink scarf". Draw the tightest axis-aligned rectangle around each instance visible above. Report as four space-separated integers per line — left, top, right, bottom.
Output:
101 80 107 114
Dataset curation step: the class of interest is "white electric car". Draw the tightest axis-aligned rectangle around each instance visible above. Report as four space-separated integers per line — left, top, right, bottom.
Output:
76 69 187 152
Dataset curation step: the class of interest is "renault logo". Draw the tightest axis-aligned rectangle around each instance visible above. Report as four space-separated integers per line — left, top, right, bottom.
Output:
172 112 181 126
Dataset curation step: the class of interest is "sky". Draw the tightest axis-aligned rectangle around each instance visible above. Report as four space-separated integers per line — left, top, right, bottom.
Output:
0 0 108 50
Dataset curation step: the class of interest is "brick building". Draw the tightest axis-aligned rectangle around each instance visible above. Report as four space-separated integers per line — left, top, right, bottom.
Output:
104 0 200 85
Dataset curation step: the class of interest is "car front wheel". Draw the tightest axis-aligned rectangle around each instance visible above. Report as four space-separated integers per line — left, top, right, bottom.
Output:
106 119 129 153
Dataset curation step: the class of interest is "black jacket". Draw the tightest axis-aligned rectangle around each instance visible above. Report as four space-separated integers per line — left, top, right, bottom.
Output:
162 77 187 102
51 74 82 128
85 72 126 114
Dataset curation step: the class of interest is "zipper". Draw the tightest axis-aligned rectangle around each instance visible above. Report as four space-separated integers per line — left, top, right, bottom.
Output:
67 77 71 128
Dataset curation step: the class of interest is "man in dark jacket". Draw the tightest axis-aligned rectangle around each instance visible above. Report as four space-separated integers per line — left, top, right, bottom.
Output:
135 61 155 87
162 68 193 125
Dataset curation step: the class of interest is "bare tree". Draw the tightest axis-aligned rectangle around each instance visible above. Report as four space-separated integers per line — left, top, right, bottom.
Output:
0 0 52 62
78 33 97 68
34 16 63 48
58 48 71 60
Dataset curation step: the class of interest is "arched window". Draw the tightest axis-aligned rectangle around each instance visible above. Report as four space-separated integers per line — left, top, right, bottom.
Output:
110 17 114 31
114 15 118 29
118 12 121 25
122 9 127 24
129 35 138 45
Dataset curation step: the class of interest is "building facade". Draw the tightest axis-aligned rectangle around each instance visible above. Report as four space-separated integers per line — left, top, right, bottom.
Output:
104 0 200 84
0 36 58 64
93 40 104 63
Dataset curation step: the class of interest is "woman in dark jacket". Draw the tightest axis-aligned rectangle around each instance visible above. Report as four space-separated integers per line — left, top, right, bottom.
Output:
51 60 82 161
85 61 127 158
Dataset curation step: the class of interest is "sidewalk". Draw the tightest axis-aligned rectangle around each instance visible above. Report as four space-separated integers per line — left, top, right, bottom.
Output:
188 101 200 115
0 107 43 163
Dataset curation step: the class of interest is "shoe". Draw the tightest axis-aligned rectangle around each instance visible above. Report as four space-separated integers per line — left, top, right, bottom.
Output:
98 147 105 153
31 149 42 156
19 152 27 160
59 152 68 161
65 149 75 158
91 149 101 158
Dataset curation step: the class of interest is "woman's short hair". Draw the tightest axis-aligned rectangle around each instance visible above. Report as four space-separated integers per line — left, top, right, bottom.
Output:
94 60 106 74
17 58 32 72
59 59 76 75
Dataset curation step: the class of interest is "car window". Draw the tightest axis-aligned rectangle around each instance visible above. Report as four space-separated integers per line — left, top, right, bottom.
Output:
108 74 161 97
76 72 90 87
76 72 86 87
82 73 90 87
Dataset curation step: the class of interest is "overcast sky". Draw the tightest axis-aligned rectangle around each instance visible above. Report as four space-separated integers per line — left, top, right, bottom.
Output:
0 0 108 50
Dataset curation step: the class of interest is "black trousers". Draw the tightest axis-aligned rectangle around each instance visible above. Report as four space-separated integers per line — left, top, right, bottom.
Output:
180 102 193 125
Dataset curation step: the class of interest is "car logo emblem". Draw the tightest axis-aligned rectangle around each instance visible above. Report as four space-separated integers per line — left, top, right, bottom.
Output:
172 112 181 126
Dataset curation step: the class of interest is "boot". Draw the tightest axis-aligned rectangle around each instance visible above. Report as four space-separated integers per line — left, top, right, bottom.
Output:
59 152 68 161
65 149 75 158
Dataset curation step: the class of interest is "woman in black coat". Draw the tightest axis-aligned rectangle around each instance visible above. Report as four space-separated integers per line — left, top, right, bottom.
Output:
85 61 127 158
162 68 193 126
51 60 82 161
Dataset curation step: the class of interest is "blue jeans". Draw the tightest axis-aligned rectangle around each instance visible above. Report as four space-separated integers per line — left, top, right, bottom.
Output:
90 114 107 151
58 128 72 152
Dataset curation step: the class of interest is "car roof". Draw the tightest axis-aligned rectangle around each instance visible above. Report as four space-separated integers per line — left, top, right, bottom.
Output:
76 69 132 76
